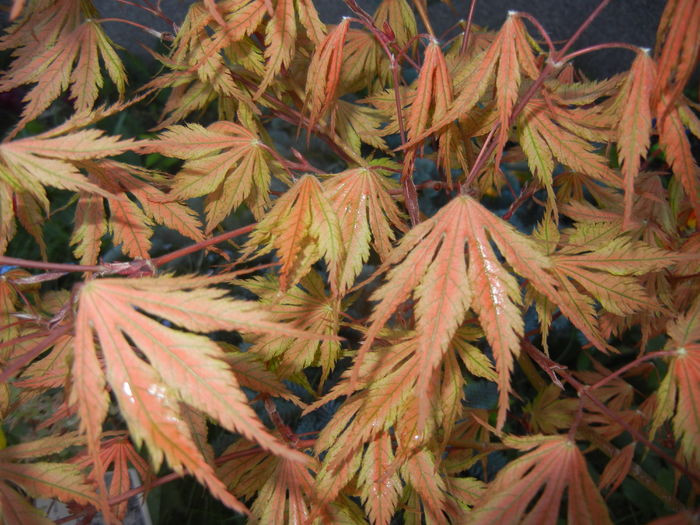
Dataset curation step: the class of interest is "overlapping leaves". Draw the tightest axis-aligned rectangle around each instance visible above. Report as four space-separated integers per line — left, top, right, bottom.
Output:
72 275 312 513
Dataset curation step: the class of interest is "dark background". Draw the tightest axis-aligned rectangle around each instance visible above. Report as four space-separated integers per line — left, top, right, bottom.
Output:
87 0 665 79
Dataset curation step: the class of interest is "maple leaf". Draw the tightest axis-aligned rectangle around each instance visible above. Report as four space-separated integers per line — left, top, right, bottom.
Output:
250 455 318 523
334 100 390 154
338 27 390 94
354 195 557 428
70 160 205 264
468 435 613 525
657 98 700 219
653 0 700 121
0 434 98 525
0 130 136 255
238 271 341 384
323 161 406 293
373 0 417 49
144 122 275 230
71 275 313 514
652 295 700 467
403 12 538 150
304 18 351 133
517 97 622 209
0 129 134 204
255 0 297 97
245 174 344 293
357 431 402 525
615 50 656 228
74 433 152 521
402 449 449 523
0 13 126 135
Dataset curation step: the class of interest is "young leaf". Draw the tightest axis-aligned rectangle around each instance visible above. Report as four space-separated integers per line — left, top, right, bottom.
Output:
0 435 98 524
256 0 297 97
304 18 351 132
616 51 656 228
353 195 564 428
323 162 406 293
144 122 274 229
238 272 341 384
71 160 205 264
0 17 126 134
652 296 700 466
358 431 401 525
245 174 344 293
468 435 613 525
72 276 313 513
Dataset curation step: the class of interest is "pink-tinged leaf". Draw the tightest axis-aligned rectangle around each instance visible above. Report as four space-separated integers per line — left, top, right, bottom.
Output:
295 0 326 45
239 272 341 385
0 183 15 255
251 456 317 523
653 0 700 120
304 18 350 131
145 122 272 229
71 192 107 265
246 175 343 293
0 461 97 507
469 435 612 525
0 20 125 134
0 483 54 525
0 130 134 202
256 0 296 97
324 163 406 293
617 51 656 228
358 431 401 525
403 450 447 522
72 276 319 513
598 443 635 496
657 102 700 218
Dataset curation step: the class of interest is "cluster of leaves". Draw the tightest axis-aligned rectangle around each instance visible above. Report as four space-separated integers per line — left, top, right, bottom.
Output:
0 0 699 523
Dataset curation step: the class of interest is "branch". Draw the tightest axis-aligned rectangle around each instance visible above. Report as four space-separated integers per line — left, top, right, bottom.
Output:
522 340 700 486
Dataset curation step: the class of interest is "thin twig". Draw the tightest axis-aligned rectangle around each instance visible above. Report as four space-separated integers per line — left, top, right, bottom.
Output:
459 0 478 56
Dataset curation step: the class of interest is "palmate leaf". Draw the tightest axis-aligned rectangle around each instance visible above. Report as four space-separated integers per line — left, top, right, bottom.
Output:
323 161 406 293
517 97 622 200
358 431 401 525
72 276 312 514
0 11 126 135
354 195 554 428
0 129 137 255
238 272 341 384
73 433 152 521
657 98 700 219
468 435 612 525
256 0 297 97
304 18 351 132
144 122 274 229
250 455 318 523
0 129 134 204
0 434 98 525
653 0 700 122
615 51 656 228
403 12 537 150
652 296 700 467
70 160 205 264
245 174 344 294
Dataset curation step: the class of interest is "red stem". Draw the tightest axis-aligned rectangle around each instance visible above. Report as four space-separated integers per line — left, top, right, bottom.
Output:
461 0 612 193
0 325 71 383
459 0 478 56
151 224 255 267
587 350 676 392
522 340 700 486
560 41 642 63
0 255 102 273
